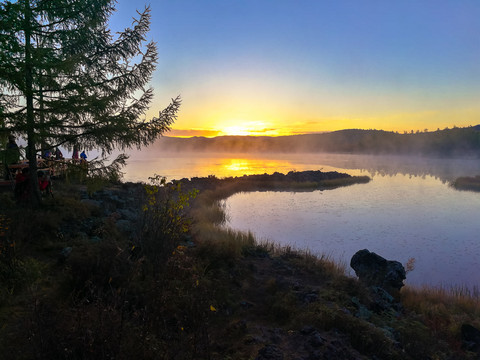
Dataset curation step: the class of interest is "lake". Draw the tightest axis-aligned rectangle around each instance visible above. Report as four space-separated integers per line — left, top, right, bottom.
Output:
122 151 480 290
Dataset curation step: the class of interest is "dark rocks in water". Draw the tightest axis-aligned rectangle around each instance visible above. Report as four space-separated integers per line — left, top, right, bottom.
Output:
350 249 406 295
462 323 480 353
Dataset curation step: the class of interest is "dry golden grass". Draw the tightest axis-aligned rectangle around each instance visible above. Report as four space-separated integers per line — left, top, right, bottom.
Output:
401 285 480 330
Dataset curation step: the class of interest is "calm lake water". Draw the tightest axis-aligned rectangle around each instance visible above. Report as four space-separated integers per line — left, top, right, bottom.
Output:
122 151 480 290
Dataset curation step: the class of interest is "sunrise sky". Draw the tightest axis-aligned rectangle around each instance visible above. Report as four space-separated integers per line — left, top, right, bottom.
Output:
110 1 480 137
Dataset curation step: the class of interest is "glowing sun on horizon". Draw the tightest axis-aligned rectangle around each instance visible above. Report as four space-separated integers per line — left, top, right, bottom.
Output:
217 120 284 136
220 125 251 136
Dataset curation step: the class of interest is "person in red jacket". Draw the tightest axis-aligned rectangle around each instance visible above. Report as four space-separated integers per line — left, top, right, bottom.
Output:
38 170 52 197
14 167 29 202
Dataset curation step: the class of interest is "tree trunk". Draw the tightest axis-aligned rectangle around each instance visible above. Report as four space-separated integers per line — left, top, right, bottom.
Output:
24 0 41 206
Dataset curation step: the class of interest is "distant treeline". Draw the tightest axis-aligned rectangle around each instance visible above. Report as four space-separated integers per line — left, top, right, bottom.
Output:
157 125 480 157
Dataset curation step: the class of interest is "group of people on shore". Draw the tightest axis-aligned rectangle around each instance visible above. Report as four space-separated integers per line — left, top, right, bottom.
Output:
42 147 64 160
3 135 88 170
3 135 89 200
14 167 52 201
41 145 87 163
71 147 88 163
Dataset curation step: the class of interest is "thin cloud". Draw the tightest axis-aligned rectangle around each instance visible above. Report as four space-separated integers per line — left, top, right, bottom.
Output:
169 129 221 137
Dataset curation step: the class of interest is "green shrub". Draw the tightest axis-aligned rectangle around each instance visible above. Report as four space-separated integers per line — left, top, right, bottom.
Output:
138 175 198 275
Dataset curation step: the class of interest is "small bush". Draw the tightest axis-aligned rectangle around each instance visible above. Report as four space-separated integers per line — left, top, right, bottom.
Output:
138 175 198 275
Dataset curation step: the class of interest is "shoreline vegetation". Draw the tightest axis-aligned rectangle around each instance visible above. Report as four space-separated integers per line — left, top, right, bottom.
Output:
175 169 371 194
1 170 480 359
452 176 480 192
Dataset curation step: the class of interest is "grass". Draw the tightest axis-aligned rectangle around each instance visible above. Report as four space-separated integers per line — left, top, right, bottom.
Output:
401 286 480 330
0 172 479 359
188 173 480 359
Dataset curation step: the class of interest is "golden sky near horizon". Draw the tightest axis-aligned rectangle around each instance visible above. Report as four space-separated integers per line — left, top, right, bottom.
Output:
113 1 480 138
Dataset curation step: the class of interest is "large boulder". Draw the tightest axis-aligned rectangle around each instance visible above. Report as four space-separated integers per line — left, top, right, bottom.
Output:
350 249 406 294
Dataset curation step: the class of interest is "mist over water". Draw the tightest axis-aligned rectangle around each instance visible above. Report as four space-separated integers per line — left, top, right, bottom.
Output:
123 149 480 184
123 152 360 182
123 150 480 290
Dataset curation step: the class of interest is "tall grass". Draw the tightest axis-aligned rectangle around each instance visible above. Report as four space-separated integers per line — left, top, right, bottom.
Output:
190 181 348 282
402 285 480 320
194 224 256 268
258 240 348 277
398 284 480 356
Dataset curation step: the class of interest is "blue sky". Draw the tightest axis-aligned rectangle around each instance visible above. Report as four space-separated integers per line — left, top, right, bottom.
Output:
110 0 480 136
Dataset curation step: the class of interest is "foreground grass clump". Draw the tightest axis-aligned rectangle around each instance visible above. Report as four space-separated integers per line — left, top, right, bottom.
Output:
401 286 480 348
0 171 479 359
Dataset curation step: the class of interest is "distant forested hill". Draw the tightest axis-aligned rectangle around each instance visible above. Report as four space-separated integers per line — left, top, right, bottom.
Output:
156 126 480 157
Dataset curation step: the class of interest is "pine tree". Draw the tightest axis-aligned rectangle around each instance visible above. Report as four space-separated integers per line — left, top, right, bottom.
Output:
0 0 180 204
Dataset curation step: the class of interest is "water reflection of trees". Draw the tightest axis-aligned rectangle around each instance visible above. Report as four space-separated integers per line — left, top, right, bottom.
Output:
312 154 480 184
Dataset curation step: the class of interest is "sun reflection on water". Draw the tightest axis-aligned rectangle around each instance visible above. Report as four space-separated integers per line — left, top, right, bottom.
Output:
225 160 252 173
222 158 297 176
123 153 365 183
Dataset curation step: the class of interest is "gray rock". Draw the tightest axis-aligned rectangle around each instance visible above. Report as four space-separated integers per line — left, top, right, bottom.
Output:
58 247 72 263
371 286 402 313
309 331 326 348
75 232 89 241
244 335 261 345
118 208 138 221
350 249 406 294
240 301 254 309
80 199 102 208
303 293 319 304
109 194 126 206
300 326 315 335
351 297 372 320
116 219 134 235
90 236 102 243
256 344 284 360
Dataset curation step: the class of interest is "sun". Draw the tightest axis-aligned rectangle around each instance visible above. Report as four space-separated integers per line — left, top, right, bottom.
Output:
217 120 283 136
220 125 252 136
